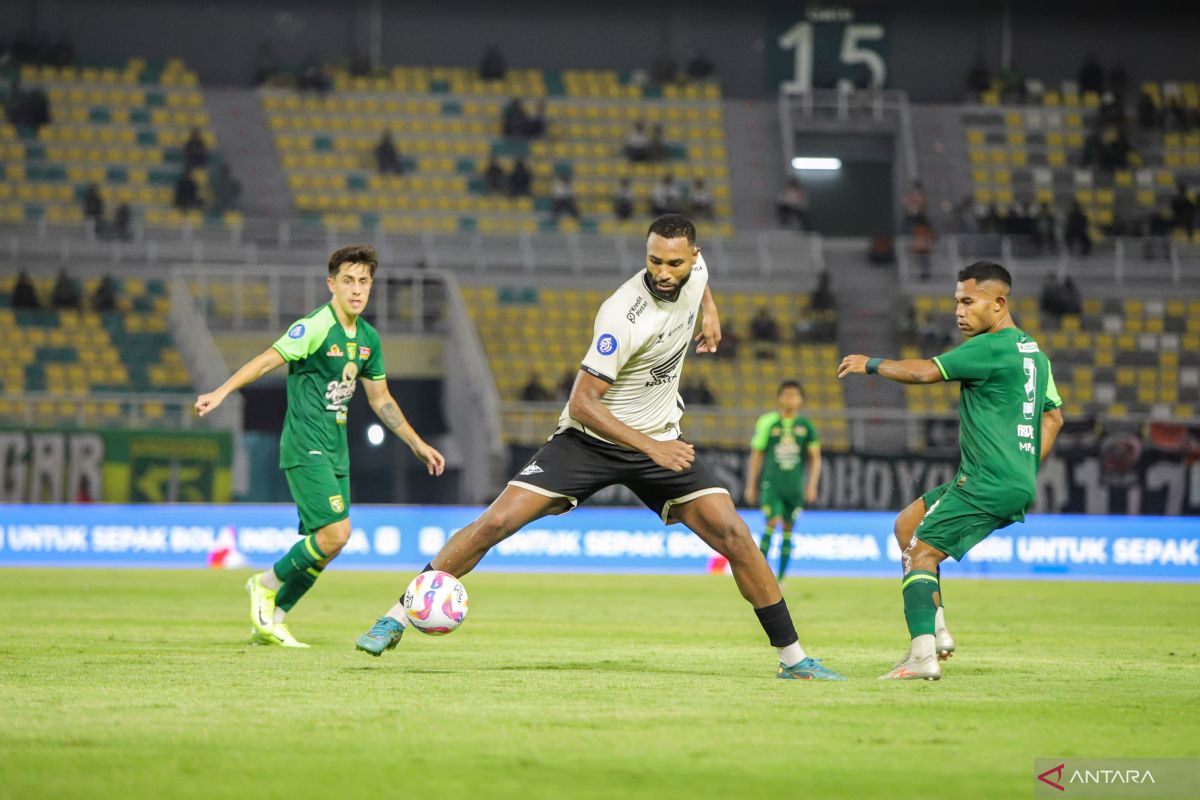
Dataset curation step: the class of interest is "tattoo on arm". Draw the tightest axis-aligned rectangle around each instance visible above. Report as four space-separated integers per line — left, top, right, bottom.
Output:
378 401 408 432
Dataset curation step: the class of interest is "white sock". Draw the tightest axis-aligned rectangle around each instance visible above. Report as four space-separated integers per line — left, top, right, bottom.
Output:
258 569 282 591
935 606 947 632
385 602 409 627
911 633 936 660
273 607 286 625
776 641 806 667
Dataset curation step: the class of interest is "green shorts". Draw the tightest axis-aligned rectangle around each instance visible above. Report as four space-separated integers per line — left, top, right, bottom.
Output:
916 481 1011 561
760 484 803 526
285 461 350 535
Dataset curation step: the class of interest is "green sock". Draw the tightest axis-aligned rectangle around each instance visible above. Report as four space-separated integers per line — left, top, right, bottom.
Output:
902 570 939 638
778 529 792 579
759 530 772 558
276 564 324 613
937 565 944 609
272 534 327 584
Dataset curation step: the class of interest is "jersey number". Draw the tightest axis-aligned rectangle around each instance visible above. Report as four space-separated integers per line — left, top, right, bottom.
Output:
1022 357 1036 421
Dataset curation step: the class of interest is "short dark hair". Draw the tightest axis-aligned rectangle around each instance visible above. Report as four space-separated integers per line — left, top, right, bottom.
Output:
957 260 1011 290
778 380 804 396
647 214 696 245
328 245 378 277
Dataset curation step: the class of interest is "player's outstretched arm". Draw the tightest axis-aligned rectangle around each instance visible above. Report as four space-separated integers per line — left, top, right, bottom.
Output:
1040 407 1063 462
805 443 821 505
837 354 942 384
744 448 763 506
695 285 722 353
362 378 445 476
195 347 285 417
569 370 694 472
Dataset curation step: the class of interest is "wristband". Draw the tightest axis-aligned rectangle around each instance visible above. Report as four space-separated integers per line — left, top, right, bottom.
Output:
866 357 883 375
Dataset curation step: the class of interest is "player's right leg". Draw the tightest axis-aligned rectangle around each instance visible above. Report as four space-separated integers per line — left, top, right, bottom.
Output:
894 488 955 660
356 485 570 656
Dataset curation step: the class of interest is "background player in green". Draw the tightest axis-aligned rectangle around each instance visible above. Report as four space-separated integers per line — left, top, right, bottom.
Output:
838 261 1063 681
195 245 446 648
744 380 821 579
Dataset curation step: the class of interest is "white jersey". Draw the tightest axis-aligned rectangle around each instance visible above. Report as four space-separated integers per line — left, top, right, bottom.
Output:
557 254 709 443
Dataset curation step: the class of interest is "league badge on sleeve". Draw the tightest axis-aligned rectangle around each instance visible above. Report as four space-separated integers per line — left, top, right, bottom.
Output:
596 333 617 355
288 324 305 339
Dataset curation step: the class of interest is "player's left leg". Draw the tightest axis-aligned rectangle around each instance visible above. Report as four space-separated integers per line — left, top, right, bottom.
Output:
777 500 801 580
670 493 845 680
880 537 948 681
894 490 954 659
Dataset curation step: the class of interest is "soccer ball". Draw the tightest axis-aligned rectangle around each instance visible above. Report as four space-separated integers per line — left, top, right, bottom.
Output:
402 570 469 635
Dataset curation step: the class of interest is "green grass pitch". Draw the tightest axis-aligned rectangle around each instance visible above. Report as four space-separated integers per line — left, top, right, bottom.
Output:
1 568 1197 800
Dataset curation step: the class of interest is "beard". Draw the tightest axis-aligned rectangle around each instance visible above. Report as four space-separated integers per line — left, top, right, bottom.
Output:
643 270 691 302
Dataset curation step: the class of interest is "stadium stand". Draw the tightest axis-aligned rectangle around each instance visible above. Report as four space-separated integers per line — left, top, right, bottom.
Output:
0 58 238 232
0 275 194 426
262 65 733 238
460 283 848 450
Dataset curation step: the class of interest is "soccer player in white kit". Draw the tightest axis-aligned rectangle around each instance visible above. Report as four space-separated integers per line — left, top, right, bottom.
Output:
356 215 845 680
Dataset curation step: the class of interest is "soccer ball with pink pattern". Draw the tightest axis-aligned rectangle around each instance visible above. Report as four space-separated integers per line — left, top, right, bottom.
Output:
402 570 469 635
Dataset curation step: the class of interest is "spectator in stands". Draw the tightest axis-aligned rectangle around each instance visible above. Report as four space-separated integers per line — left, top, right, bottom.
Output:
1172 184 1196 239
1065 201 1091 256
210 162 242 214
1035 201 1058 253
113 203 132 241
965 58 990 99
1145 206 1174 259
648 123 669 162
1164 97 1190 132
12 270 39 309
1099 92 1123 126
911 221 936 280
520 374 552 402
651 176 681 216
750 307 780 343
483 157 507 195
1138 89 1161 129
51 268 80 309
374 129 402 174
502 97 528 138
650 54 677 85
977 203 1002 235
612 178 635 220
681 378 717 406
998 64 1025 103
558 371 576 401
1078 54 1105 96
173 171 201 211
82 183 104 225
508 159 532 197
91 275 117 312
1100 126 1130 170
902 180 929 232
624 121 650 162
716 322 739 360
1107 65 1128 101
812 270 834 312
9 83 50 129
524 100 547 138
686 50 715 81
298 54 330 93
1040 274 1066 320
1061 277 1082 315
688 178 713 219
480 46 506 81
183 128 208 170
776 178 809 230
550 173 580 220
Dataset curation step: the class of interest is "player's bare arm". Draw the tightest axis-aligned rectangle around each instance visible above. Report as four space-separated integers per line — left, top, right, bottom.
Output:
362 378 446 476
805 442 821 505
1040 407 1064 462
195 346 285 417
744 448 763 505
695 284 721 353
568 370 695 472
837 354 942 384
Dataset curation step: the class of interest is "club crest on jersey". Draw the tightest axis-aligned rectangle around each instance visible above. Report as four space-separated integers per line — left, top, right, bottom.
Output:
596 333 617 355
326 343 343 358
329 494 345 513
288 323 305 339
346 342 357 361
359 346 371 360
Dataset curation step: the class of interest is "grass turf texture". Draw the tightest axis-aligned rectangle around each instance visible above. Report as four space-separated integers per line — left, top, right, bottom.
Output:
1 569 1197 800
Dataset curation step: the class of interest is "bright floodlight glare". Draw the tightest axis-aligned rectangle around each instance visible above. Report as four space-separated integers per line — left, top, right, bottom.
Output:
791 157 842 171
367 424 385 446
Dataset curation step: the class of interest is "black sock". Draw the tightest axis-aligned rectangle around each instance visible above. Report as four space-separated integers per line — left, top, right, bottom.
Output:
753 599 799 647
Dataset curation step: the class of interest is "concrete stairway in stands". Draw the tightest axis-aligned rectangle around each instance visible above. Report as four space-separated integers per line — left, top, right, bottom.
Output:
723 99 784 231
909 104 972 232
205 88 292 220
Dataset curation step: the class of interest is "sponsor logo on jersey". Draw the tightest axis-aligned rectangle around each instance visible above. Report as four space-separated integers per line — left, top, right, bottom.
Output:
326 343 343 357
643 342 687 387
347 342 357 361
596 333 617 355
688 310 696 326
359 346 371 360
519 461 544 476
625 296 648 323
288 323 305 339
328 494 345 513
1017 341 1040 353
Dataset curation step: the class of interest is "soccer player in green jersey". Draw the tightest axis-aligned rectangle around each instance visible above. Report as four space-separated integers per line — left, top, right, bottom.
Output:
745 381 821 580
838 261 1063 680
195 245 446 648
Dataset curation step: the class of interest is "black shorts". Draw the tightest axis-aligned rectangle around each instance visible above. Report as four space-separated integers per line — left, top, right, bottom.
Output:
508 428 730 524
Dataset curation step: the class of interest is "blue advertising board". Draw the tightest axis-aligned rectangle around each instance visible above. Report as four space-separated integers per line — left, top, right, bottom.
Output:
0 504 1197 581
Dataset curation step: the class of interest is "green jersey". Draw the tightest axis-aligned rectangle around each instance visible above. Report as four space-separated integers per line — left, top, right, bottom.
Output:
932 326 1062 520
271 304 386 474
750 412 819 495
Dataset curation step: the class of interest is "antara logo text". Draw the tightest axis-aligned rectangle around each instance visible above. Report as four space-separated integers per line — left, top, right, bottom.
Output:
1038 762 1157 792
